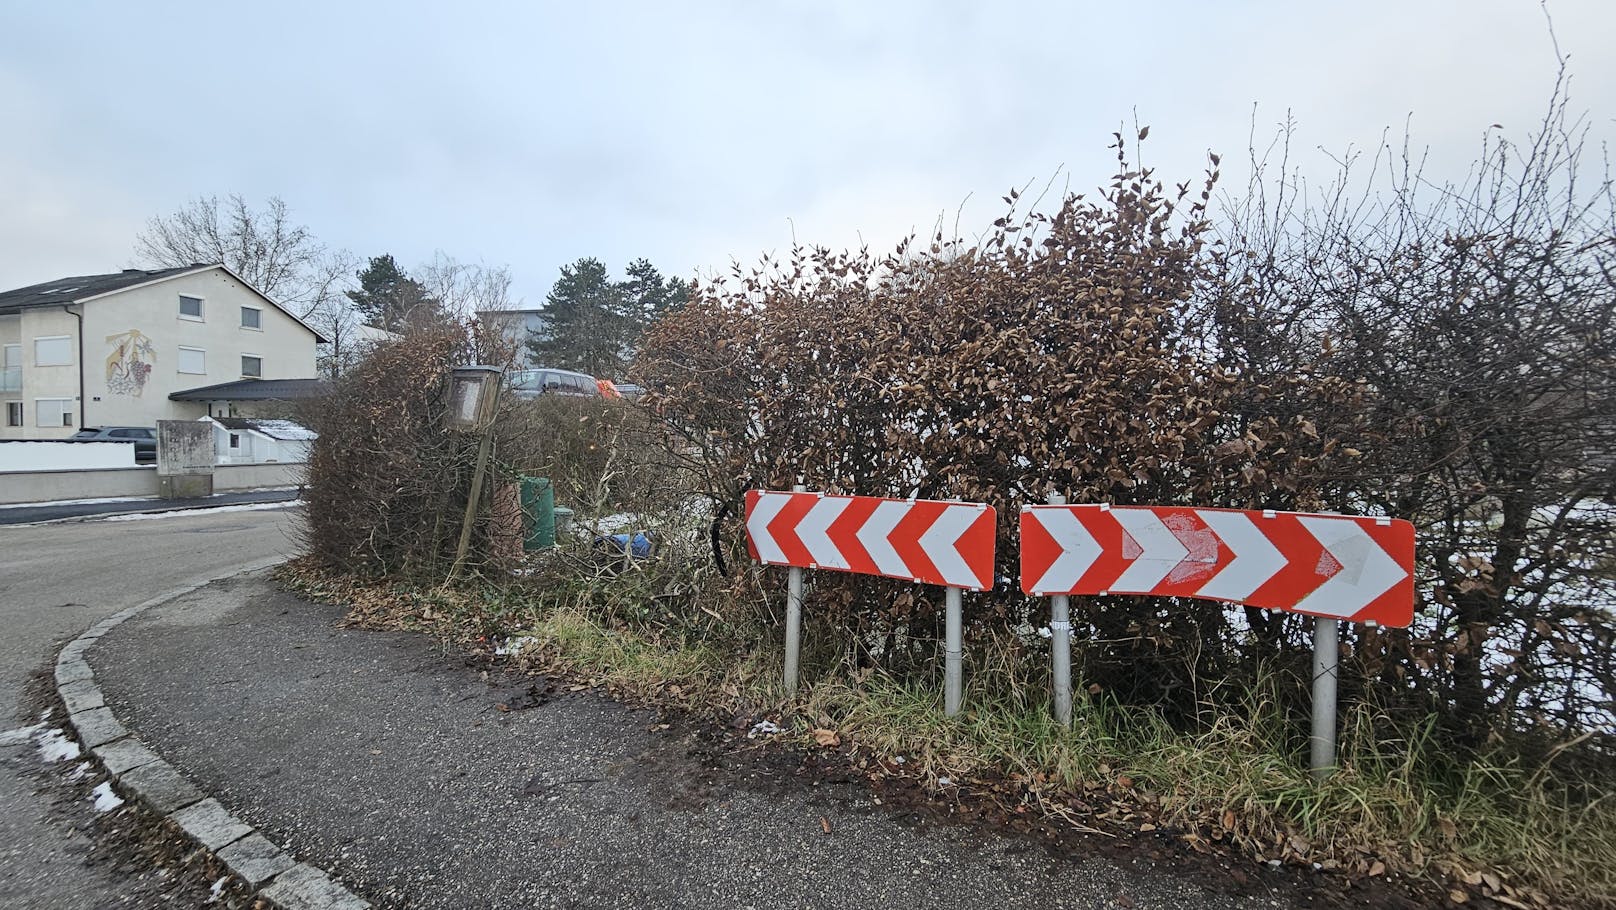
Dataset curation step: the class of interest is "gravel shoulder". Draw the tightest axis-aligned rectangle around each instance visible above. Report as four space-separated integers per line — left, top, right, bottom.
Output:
89 573 1298 910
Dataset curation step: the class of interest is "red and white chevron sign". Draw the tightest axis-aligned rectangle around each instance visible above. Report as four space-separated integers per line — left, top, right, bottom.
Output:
745 490 997 591
1019 505 1415 626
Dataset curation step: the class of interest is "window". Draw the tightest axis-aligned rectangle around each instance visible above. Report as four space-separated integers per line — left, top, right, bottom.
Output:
228 433 241 449
241 355 262 378
240 306 261 329
36 398 73 427
34 336 72 366
2 344 19 393
5 402 21 427
179 295 204 320
178 346 206 374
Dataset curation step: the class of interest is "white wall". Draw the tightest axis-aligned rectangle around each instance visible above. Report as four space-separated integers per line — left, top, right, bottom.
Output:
0 460 305 504
0 440 135 472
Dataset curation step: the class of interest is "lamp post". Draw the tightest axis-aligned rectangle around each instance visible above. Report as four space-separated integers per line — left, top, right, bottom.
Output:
448 365 503 578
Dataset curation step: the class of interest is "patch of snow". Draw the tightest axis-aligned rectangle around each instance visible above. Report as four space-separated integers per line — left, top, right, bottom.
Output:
747 720 782 738
207 875 228 902
35 728 81 763
246 419 317 441
69 761 93 782
0 495 152 510
0 723 46 748
91 781 124 813
96 501 299 522
494 635 539 656
937 776 953 786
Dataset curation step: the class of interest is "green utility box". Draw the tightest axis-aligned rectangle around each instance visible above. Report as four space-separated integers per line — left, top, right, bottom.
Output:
520 476 556 550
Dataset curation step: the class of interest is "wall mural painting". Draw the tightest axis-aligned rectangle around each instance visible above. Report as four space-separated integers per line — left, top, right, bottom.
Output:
105 329 156 396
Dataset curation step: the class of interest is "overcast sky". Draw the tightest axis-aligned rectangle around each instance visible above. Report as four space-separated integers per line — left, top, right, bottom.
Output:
3 1 1613 306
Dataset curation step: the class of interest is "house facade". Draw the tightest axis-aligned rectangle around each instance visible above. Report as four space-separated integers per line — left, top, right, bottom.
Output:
0 265 324 439
477 308 547 368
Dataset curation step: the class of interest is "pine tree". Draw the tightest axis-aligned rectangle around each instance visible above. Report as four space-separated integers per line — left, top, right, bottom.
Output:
346 254 439 331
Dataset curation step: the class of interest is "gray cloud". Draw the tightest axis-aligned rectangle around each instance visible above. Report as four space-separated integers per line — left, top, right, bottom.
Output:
2 0 1611 304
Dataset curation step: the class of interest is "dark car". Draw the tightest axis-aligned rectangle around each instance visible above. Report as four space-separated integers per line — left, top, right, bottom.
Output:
71 426 157 463
508 368 602 399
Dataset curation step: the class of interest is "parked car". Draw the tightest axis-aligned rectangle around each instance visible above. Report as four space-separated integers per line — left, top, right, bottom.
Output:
71 426 157 463
508 368 602 399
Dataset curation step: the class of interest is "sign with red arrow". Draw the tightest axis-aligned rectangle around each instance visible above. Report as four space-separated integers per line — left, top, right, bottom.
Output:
745 490 997 591
1019 504 1415 626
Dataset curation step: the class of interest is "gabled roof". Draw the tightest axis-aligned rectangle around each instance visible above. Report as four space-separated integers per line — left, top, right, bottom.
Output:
0 263 329 343
170 377 330 402
0 265 203 309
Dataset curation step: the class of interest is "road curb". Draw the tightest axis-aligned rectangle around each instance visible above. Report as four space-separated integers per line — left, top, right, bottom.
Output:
52 558 372 910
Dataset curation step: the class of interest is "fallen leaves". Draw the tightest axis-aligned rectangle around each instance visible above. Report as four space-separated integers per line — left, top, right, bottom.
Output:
811 728 841 749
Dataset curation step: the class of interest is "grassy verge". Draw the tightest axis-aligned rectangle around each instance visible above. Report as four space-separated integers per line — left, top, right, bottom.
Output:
278 559 1612 908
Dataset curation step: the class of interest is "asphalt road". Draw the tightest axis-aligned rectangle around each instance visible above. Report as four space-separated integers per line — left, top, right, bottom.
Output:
91 577 1294 910
0 506 301 908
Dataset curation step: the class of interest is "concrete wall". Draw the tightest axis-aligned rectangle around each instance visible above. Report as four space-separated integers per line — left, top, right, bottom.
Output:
0 440 136 472
0 267 321 441
0 461 304 505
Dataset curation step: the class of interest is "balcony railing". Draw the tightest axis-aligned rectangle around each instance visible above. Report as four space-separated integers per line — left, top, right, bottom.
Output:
0 367 19 393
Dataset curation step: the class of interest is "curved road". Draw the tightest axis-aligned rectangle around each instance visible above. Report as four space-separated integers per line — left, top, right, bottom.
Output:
0 506 301 906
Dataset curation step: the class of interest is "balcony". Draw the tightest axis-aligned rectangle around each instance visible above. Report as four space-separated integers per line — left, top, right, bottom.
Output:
0 367 19 393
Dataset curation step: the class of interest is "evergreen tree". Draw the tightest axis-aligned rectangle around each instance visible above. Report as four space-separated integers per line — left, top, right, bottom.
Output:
528 258 628 377
346 254 439 331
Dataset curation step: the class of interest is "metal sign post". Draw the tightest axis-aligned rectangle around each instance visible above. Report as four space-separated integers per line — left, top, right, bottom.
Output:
746 489 996 714
783 483 806 697
1046 492 1073 727
1021 503 1414 781
943 584 963 717
1310 617 1341 780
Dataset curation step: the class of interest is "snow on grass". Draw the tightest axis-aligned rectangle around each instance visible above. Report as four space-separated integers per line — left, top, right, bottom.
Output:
91 781 124 813
494 635 539 656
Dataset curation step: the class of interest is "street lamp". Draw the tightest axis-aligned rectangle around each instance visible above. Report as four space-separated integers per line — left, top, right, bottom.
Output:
447 365 503 432
448 365 504 576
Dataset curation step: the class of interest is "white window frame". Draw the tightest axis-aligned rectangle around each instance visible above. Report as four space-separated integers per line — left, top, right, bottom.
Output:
34 335 73 367
179 294 205 321
241 354 263 378
4 400 22 427
228 432 242 449
35 397 73 428
240 305 262 330
177 346 207 375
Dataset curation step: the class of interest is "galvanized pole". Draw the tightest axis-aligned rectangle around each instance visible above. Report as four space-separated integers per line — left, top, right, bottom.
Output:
783 483 806 698
944 584 963 717
1047 492 1073 727
1310 617 1340 781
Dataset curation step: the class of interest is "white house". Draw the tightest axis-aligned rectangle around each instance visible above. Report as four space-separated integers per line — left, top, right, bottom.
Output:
0 264 326 439
202 416 316 464
477 308 548 367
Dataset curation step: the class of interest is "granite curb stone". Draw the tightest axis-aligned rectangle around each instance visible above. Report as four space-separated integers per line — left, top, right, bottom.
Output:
94 736 160 775
260 864 372 910
217 833 298 888
51 560 371 910
58 679 105 714
69 706 127 748
171 798 253 851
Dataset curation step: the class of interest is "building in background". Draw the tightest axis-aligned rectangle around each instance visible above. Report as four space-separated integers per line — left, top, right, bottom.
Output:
0 264 325 438
476 308 547 368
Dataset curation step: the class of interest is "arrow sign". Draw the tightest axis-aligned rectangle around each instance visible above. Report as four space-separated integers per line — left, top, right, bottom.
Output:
1020 504 1415 626
746 490 997 591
